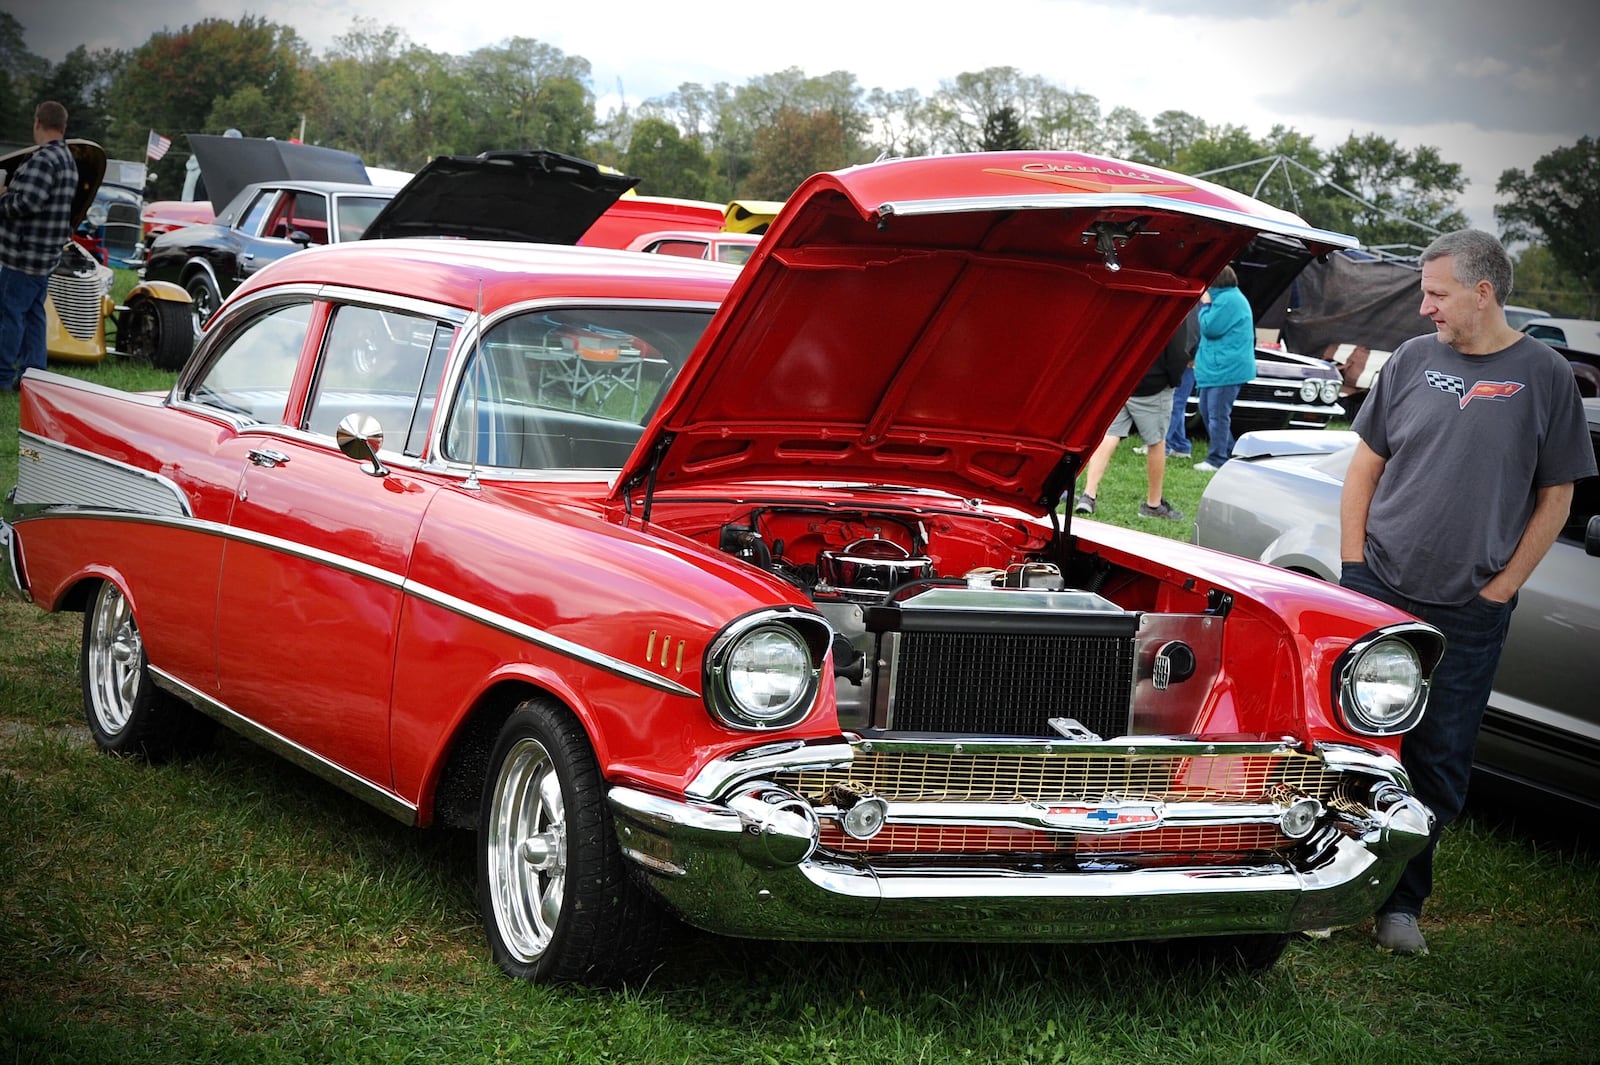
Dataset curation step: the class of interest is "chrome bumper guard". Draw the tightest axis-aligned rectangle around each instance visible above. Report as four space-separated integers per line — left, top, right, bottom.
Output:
607 738 1432 942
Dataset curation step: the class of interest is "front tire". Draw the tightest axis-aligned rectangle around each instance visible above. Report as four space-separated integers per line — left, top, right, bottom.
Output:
184 273 222 337
116 296 193 370
81 580 214 761
477 697 671 985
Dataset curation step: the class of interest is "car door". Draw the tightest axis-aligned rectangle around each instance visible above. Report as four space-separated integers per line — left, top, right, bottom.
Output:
209 299 449 791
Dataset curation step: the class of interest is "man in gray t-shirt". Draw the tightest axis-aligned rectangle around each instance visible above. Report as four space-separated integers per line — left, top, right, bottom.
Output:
1338 230 1596 958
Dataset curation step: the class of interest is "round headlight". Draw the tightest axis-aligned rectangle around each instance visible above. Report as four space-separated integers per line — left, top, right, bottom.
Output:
1300 379 1320 403
723 626 812 725
1344 637 1424 732
1319 380 1342 404
86 202 109 227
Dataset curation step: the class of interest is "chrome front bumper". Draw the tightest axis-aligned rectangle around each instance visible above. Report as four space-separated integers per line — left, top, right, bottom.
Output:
607 740 1432 943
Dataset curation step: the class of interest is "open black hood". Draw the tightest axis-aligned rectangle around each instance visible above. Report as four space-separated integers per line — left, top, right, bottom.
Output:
1233 231 1324 327
360 149 640 243
188 134 370 214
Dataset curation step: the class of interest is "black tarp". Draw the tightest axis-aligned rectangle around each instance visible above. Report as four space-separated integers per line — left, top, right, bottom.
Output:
1280 251 1430 356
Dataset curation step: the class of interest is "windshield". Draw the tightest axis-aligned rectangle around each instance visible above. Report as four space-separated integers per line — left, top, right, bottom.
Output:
441 306 713 471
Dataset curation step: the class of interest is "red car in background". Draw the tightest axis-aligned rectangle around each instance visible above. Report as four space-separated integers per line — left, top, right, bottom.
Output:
625 229 762 265
6 151 1441 986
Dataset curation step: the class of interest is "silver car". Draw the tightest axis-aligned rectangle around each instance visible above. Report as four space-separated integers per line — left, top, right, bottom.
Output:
1193 405 1600 812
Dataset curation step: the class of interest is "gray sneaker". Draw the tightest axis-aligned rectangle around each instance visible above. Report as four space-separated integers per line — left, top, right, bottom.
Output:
1374 912 1429 955
1138 499 1183 521
1074 494 1095 515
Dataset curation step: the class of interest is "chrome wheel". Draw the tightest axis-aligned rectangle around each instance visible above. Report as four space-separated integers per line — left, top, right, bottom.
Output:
85 582 143 736
185 275 219 337
484 735 568 964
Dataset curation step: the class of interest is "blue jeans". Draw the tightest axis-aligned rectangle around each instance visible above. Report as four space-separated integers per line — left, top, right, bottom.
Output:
0 265 51 387
1339 561 1516 917
1164 366 1194 454
1196 383 1241 466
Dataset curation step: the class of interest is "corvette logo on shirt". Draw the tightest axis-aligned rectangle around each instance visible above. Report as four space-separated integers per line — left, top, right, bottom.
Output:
1425 370 1525 409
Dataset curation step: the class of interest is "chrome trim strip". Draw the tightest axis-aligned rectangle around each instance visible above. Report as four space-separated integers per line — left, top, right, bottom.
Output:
876 192 1360 249
849 735 1304 757
14 431 192 518
868 798 1292 834
687 740 857 801
149 666 417 825
15 507 695 696
400 583 698 696
310 284 470 325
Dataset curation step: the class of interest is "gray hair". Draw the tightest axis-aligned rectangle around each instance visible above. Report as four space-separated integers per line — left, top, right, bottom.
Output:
1420 229 1513 307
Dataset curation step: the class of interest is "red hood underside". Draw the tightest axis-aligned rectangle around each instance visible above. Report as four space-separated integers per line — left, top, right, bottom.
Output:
615 152 1356 515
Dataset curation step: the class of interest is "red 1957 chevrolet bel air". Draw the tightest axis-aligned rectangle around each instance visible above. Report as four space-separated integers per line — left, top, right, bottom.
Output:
3 150 1440 985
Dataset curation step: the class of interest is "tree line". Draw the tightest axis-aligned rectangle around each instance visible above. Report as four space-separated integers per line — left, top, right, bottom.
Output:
2 12 1593 315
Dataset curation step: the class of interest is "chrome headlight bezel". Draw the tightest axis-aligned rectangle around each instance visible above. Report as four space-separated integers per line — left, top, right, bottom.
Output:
1319 379 1342 405
704 608 831 731
1299 378 1321 403
1332 623 1445 736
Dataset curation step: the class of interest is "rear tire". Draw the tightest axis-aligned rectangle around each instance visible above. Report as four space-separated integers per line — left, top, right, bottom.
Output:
477 696 672 985
81 580 214 761
116 296 193 370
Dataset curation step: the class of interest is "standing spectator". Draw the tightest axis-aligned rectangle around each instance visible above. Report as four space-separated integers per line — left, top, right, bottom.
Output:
0 101 77 391
1075 305 1199 520
1191 265 1254 471
1339 229 1595 956
1163 355 1195 459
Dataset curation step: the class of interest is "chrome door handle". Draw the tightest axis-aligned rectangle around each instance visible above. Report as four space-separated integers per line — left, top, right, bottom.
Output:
247 448 290 468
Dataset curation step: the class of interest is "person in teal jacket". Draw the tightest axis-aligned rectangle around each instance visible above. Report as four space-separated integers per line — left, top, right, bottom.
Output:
1191 265 1255 470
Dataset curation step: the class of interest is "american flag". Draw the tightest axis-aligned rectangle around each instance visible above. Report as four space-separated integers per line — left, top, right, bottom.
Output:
146 130 172 161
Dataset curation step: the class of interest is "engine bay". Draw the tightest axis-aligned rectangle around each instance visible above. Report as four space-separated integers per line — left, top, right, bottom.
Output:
694 502 1224 738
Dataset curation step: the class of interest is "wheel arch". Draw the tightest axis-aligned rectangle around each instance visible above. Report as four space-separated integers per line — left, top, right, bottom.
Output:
123 279 190 305
425 677 590 831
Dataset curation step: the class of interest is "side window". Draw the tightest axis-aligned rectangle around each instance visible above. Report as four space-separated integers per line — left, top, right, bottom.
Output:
1526 325 1566 345
304 305 441 446
183 302 312 423
280 192 329 245
650 239 710 259
237 190 278 238
441 307 713 470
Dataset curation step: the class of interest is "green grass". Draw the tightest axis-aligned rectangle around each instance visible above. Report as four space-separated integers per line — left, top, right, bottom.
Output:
2 367 1597 1064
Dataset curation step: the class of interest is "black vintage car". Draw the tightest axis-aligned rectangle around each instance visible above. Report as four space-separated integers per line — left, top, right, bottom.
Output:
143 178 400 335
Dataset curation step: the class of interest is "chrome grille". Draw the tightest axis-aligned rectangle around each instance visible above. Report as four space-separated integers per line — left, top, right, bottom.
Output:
775 750 1344 805
890 631 1133 738
47 274 103 340
103 202 142 260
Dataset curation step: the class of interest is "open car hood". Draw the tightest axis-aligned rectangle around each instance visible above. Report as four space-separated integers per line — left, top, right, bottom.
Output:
189 134 369 214
0 139 105 229
615 152 1356 516
361 149 639 243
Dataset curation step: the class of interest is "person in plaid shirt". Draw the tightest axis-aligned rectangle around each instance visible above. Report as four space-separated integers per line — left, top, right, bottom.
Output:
0 102 78 390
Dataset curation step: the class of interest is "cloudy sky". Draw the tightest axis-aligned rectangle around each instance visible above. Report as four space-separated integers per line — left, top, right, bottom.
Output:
13 0 1599 231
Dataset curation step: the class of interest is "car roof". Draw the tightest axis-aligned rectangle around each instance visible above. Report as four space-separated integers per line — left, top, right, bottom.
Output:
214 181 397 226
232 236 739 311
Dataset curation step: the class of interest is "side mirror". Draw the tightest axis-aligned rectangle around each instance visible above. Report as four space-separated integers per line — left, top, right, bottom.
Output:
1586 514 1600 558
289 229 314 247
336 413 388 477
